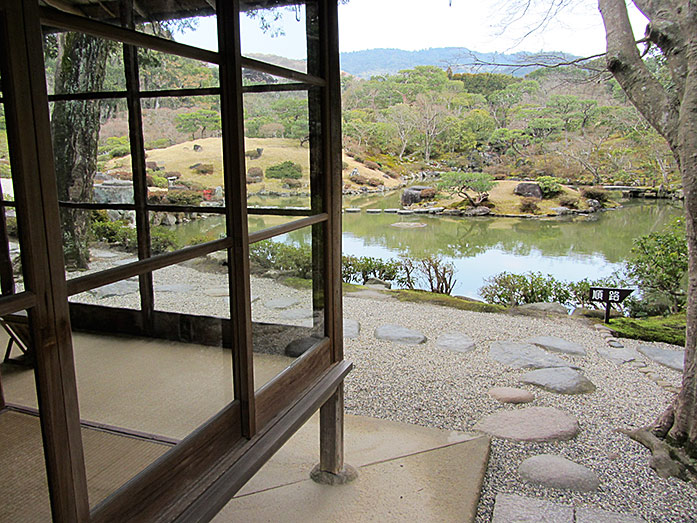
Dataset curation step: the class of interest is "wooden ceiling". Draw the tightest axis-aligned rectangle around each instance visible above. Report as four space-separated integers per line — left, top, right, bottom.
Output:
39 0 305 23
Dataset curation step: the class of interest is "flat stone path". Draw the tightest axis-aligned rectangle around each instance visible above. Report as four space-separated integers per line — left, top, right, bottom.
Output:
474 407 579 442
374 324 426 345
343 319 360 339
637 344 684 371
492 494 646 523
519 454 599 492
521 367 596 395
264 297 300 310
526 335 586 356
597 346 640 364
435 332 475 353
489 341 567 369
488 387 534 404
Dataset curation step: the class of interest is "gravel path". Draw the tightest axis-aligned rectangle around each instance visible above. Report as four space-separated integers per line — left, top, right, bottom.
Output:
341 293 693 523
68 249 695 522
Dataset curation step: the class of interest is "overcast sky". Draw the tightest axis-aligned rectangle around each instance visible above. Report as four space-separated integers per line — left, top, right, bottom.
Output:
178 1 648 60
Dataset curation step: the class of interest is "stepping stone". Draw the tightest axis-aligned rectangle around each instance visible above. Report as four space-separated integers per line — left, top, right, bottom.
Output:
597 346 640 364
492 493 573 523
576 507 646 523
155 283 194 293
637 344 684 371
474 406 579 442
203 286 229 297
343 319 360 339
435 332 475 353
374 324 426 345
264 297 300 310
527 335 586 356
365 208 382 214
344 208 361 213
519 454 599 492
521 367 596 395
489 341 567 369
89 280 139 299
384 208 399 213
608 339 624 348
488 387 534 404
285 336 322 357
279 309 314 321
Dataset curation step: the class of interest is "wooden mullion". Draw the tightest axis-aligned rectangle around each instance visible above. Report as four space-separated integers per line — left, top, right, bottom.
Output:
138 86 220 98
67 237 232 296
48 90 127 102
0 290 37 316
248 213 327 244
121 0 154 333
247 206 312 216
39 6 220 64
242 82 309 94
1 1 89 520
218 0 256 437
59 201 136 211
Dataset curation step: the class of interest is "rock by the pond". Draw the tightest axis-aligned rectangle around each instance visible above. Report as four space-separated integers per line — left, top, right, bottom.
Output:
488 387 534 404
492 493 573 523
435 332 475 353
89 280 139 299
285 336 322 357
474 406 580 442
637 344 685 371
374 324 426 345
521 367 596 395
513 182 543 199
401 185 433 206
597 346 640 364
264 297 300 310
489 341 567 369
575 507 646 523
527 335 586 356
463 206 491 216
519 454 600 492
343 319 360 339
364 277 391 289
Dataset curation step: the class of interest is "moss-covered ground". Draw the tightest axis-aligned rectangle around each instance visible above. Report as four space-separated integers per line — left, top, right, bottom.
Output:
608 313 686 346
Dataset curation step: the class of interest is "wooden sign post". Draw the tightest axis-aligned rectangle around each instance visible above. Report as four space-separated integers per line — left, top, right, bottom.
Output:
588 287 634 323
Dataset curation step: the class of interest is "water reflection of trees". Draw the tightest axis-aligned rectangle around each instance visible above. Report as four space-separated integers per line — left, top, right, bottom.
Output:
340 201 683 263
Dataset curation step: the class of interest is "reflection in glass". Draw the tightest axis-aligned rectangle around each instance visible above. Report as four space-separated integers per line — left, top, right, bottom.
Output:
139 50 219 92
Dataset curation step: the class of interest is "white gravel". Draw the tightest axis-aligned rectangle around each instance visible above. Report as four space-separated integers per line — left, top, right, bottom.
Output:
67 248 695 522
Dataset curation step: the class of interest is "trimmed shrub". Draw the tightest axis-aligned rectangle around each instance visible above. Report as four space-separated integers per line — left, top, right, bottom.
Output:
244 148 264 159
190 163 215 175
166 190 203 206
283 178 302 188
519 197 539 213
144 138 172 150
536 176 563 198
365 160 380 170
479 272 571 307
558 195 579 209
247 166 263 178
266 161 302 180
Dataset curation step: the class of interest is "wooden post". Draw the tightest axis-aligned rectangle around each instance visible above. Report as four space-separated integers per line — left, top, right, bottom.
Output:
120 0 155 333
311 0 355 483
217 0 256 438
0 1 89 519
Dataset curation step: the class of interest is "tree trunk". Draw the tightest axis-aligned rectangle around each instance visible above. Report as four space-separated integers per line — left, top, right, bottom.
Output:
51 33 109 269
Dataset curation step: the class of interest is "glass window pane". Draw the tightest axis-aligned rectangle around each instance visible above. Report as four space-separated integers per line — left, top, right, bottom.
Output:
139 50 219 91
250 223 325 390
240 2 308 74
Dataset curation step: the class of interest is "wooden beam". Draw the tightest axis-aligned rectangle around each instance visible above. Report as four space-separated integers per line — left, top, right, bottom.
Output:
241 56 325 87
1 1 89 519
0 291 37 317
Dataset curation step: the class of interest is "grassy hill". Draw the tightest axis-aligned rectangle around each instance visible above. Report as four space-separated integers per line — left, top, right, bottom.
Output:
106 137 401 192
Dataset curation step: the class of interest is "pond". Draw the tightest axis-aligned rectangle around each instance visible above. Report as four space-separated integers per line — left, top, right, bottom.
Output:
171 196 684 299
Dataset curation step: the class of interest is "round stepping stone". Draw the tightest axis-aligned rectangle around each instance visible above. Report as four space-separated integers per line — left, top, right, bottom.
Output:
608 340 624 348
519 454 599 492
366 209 382 214
343 319 360 339
474 406 579 442
489 341 567 369
264 297 300 310
374 324 426 345
488 387 534 404
526 335 586 356
435 332 475 353
521 367 596 395
637 344 684 371
597 346 639 364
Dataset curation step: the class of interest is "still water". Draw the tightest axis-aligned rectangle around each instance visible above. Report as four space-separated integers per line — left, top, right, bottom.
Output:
173 197 684 299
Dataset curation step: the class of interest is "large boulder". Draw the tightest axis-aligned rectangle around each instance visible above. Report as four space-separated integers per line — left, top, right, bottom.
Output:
514 182 543 199
401 186 434 207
